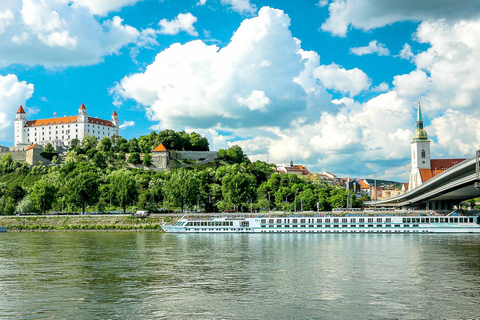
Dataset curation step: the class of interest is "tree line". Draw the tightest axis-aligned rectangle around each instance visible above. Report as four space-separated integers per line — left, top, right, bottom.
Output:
0 131 363 215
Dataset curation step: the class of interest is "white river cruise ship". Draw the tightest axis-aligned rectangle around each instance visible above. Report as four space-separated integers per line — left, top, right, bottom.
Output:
162 214 480 233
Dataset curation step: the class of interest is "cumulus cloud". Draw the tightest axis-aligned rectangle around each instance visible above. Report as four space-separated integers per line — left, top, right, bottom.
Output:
117 7 320 130
221 0 257 15
428 109 480 158
119 120 135 129
321 0 480 37
236 90 270 112
72 0 144 16
0 0 140 67
313 63 371 96
158 13 198 36
350 40 390 56
0 74 34 140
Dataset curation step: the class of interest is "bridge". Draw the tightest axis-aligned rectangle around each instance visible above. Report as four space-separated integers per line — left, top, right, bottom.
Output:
366 153 480 210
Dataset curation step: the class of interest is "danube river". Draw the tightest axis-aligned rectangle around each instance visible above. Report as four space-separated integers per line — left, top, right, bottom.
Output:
1 232 479 319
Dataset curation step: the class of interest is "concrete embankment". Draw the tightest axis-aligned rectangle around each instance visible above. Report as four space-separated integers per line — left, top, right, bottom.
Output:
0 215 170 231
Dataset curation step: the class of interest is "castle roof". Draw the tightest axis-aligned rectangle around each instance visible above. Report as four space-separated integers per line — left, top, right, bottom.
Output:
80 103 86 110
153 143 168 152
112 110 118 116
412 103 429 142
16 105 26 114
25 116 115 127
26 144 37 151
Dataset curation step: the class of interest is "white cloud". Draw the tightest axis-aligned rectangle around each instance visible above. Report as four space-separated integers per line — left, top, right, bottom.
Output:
350 40 390 56
158 13 198 36
0 0 141 67
118 7 318 130
119 120 135 129
38 30 77 48
371 82 389 92
321 0 480 37
313 63 371 97
72 0 144 16
0 10 14 34
0 74 34 140
236 90 270 112
428 109 480 158
399 43 414 61
197 0 207 5
221 0 257 15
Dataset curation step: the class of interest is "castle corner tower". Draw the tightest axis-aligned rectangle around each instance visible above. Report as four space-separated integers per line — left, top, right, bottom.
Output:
14 105 28 146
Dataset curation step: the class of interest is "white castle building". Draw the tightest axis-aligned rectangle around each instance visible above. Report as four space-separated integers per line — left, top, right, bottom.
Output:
14 103 119 147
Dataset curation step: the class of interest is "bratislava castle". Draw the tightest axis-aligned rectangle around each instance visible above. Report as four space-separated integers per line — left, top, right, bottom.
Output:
14 103 119 147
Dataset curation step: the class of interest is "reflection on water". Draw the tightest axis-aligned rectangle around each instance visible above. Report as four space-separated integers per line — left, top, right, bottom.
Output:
1 233 479 319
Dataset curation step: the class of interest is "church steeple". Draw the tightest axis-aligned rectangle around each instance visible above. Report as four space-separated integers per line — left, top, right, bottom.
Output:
412 102 429 142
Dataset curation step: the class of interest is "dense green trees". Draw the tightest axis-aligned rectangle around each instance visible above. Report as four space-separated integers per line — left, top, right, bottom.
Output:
163 168 200 212
0 131 367 215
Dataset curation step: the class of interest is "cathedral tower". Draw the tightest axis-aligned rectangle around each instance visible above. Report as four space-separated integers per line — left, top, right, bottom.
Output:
408 103 431 191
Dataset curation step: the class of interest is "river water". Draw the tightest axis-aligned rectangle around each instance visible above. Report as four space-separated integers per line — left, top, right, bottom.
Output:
0 232 479 319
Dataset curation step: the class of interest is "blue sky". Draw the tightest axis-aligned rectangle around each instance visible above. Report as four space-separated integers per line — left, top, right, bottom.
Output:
1 0 480 181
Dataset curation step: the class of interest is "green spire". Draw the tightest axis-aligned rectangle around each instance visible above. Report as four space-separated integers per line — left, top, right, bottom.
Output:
417 102 423 123
413 102 428 141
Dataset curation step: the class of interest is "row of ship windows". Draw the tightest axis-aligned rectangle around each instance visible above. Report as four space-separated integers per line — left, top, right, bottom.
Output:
26 131 117 143
186 221 234 226
261 217 474 224
260 224 419 228
260 230 429 233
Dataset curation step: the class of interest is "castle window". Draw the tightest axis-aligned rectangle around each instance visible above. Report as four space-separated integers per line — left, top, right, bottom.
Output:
421 149 425 158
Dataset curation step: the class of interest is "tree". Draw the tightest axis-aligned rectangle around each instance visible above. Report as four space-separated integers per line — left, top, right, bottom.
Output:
108 170 138 214
221 171 255 211
97 137 112 152
15 195 36 214
82 135 99 152
128 152 140 164
163 168 200 212
2 196 16 215
30 180 57 214
66 171 100 214
218 145 250 164
142 153 152 167
128 137 140 153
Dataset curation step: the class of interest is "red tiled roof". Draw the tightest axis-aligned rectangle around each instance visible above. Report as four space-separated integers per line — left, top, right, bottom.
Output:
87 117 115 127
153 143 168 152
358 179 370 188
25 116 114 127
26 116 78 127
112 110 118 116
430 159 465 170
17 105 26 114
26 144 37 151
80 103 86 110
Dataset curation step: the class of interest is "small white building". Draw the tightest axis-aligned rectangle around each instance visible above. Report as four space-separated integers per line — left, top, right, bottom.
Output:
14 103 119 147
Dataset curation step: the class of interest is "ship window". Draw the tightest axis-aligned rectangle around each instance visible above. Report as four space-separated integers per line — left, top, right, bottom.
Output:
351 218 356 223
292 219 297 223
316 219 322 223
359 218 365 223
269 219 274 223
325 219 330 223
325 225 330 228
333 219 339 223
376 218 382 223
261 219 266 223
276 219 281 223
342 218 347 223
453 218 458 223
368 218 373 223
300 219 305 223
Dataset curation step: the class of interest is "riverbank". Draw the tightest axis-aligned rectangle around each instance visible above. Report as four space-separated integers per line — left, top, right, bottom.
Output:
0 215 168 232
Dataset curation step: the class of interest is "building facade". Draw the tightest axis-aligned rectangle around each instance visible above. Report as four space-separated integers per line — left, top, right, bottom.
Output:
14 103 119 147
408 104 464 191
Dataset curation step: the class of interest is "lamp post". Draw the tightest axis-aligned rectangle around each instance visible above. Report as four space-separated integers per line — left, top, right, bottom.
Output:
374 174 377 210
268 192 271 212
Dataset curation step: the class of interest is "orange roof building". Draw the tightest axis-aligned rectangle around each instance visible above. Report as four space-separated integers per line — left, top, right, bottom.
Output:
14 103 119 147
153 143 168 152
